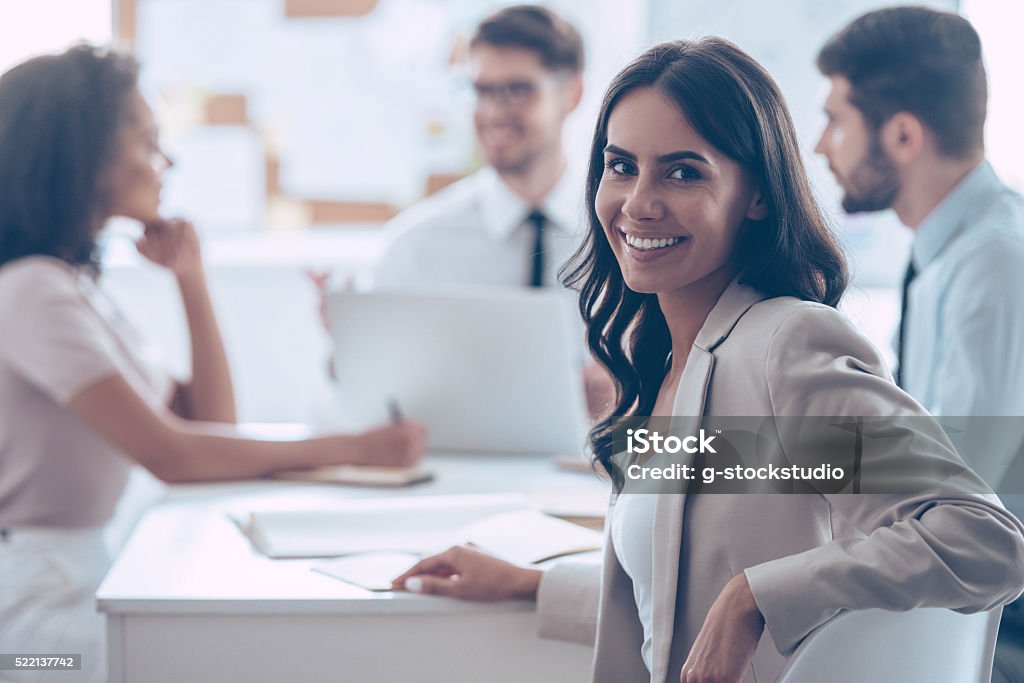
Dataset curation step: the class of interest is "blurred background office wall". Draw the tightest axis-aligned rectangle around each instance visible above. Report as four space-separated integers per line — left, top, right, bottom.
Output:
0 0 1021 422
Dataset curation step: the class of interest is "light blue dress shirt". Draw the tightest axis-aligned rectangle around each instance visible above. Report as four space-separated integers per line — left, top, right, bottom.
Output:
897 161 1024 489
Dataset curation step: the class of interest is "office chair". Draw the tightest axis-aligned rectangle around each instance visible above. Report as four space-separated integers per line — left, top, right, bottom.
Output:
776 607 1001 683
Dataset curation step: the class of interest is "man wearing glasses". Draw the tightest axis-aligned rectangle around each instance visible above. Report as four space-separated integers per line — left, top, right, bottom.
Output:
371 4 584 290
362 6 615 417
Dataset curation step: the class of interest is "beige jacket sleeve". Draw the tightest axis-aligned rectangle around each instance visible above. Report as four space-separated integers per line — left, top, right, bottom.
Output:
536 559 602 646
745 305 1024 656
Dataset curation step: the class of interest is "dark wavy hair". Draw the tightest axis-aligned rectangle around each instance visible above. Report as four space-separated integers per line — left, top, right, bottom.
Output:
0 44 139 270
561 38 848 485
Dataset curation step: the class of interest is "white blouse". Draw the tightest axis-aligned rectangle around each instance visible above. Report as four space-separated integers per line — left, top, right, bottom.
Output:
610 492 660 672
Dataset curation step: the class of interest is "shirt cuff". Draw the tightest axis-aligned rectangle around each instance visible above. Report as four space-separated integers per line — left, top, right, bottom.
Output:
745 552 837 656
536 559 601 646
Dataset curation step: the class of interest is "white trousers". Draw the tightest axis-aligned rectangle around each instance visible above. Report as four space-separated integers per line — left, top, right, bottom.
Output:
0 527 112 683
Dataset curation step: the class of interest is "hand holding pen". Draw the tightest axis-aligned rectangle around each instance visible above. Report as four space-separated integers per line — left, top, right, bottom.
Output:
352 399 426 468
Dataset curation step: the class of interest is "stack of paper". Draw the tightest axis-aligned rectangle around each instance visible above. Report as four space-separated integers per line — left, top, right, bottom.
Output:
234 494 602 564
458 509 603 564
313 552 422 591
311 509 602 592
531 490 609 531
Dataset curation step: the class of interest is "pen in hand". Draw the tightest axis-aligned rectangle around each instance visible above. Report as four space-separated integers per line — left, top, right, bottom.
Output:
388 398 403 424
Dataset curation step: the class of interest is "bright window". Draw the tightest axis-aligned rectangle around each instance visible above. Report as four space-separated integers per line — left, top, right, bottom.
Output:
0 0 112 74
962 0 1024 192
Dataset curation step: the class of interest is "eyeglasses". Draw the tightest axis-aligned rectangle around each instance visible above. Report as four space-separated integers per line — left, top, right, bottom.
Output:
471 80 541 109
467 71 572 110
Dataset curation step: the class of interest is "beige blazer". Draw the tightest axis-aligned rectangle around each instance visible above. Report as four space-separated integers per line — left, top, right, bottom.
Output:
537 280 1024 683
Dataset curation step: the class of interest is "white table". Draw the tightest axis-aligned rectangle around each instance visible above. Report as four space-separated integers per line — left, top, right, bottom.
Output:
97 453 606 683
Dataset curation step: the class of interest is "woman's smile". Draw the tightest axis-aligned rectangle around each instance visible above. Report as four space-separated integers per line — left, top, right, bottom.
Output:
618 227 690 262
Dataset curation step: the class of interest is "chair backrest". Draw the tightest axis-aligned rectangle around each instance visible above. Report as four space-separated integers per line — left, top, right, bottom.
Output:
776 608 1001 683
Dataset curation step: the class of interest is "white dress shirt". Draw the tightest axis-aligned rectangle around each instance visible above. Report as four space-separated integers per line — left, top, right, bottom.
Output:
372 165 585 289
897 161 1024 491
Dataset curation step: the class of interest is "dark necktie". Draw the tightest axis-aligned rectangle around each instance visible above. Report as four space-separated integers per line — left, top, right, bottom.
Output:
527 210 547 288
895 259 918 388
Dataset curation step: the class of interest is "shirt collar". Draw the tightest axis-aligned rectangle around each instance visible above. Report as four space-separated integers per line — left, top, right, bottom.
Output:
912 160 1002 269
477 164 584 240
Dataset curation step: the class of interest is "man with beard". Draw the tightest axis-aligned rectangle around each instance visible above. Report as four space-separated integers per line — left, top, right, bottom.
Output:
816 8 1024 682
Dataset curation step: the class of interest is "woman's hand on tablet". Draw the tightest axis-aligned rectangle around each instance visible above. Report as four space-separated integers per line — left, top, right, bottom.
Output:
391 545 542 601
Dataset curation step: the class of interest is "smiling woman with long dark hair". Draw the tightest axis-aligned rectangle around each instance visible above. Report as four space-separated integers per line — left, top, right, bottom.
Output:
566 38 848 490
394 38 1024 683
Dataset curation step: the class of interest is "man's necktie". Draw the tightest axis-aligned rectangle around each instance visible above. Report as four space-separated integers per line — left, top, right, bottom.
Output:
527 210 547 288
895 259 918 388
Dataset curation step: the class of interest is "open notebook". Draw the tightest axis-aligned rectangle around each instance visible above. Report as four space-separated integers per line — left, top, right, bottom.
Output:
233 493 602 563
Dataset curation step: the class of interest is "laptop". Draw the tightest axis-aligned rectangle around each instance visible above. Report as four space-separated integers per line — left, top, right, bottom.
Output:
326 288 590 454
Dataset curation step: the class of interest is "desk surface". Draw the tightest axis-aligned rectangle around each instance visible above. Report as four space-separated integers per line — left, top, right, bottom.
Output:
97 453 608 617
